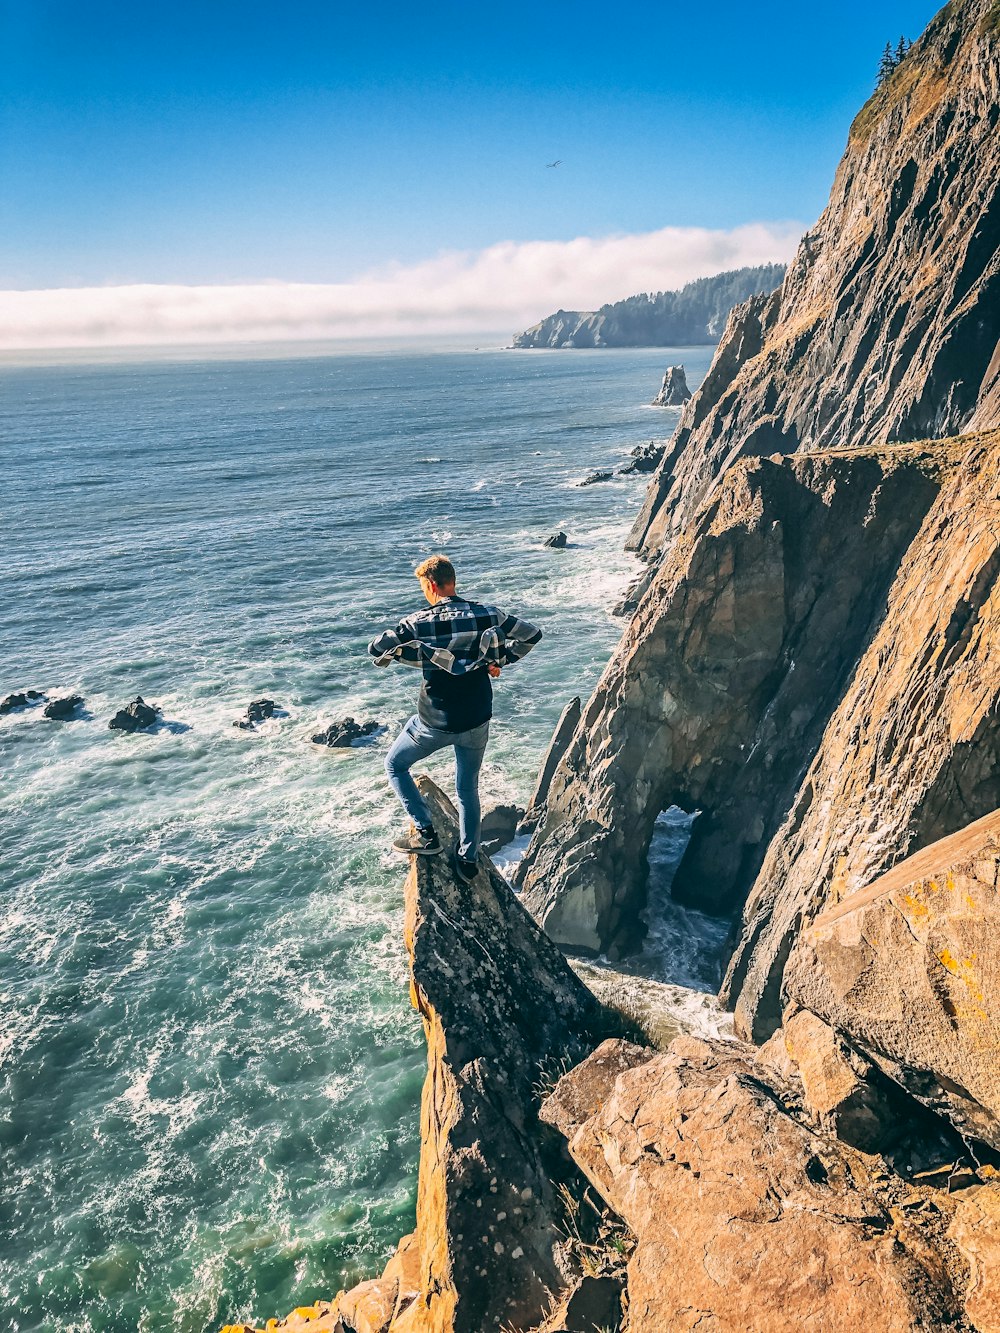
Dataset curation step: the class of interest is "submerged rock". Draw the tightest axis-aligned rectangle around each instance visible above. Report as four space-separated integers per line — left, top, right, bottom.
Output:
43 695 84 720
578 470 613 487
311 717 381 747
0 690 45 714
233 698 277 730
650 364 690 407
108 697 160 733
543 530 567 548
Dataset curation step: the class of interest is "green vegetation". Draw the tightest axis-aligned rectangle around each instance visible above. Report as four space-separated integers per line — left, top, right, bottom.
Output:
877 34 912 87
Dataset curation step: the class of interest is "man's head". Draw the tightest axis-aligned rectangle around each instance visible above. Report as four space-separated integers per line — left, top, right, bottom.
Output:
414 554 457 605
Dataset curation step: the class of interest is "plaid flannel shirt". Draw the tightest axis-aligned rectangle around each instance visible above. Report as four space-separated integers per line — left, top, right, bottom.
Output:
368 596 542 676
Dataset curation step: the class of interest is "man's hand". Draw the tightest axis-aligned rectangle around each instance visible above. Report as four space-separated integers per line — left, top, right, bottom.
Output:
487 663 502 678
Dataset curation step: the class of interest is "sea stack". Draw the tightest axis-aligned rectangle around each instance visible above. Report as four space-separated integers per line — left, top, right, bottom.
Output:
651 364 691 406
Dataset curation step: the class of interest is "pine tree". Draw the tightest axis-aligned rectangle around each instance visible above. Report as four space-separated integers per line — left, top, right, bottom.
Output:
895 35 910 64
877 41 896 87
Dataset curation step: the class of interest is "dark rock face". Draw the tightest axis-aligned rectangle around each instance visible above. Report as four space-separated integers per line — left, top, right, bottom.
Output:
517 697 581 836
543 531 568 548
723 434 1000 1039
43 695 83 720
311 717 381 747
650 364 691 407
234 698 277 729
479 802 525 854
1 690 45 714
616 442 664 475
629 0 1000 557
578 470 613 487
397 779 604 1333
108 697 160 733
518 444 948 955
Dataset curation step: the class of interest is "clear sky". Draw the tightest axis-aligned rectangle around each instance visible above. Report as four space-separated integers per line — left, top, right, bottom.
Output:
0 0 942 346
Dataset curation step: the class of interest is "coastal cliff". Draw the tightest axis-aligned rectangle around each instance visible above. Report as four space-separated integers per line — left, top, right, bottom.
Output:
224 3 1000 1329
511 265 785 349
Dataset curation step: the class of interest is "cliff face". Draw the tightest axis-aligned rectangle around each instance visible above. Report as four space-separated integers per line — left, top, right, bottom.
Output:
511 265 786 349
629 0 1000 555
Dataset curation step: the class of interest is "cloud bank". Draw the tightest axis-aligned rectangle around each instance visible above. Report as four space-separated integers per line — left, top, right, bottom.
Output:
0 222 803 349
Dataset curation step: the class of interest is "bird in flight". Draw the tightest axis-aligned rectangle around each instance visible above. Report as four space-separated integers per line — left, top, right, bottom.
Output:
546 159 562 168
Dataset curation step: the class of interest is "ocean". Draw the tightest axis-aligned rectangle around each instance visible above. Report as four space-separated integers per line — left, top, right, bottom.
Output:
0 342 722 1332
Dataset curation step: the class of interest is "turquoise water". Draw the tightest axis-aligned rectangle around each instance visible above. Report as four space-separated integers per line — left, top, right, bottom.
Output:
0 344 711 1332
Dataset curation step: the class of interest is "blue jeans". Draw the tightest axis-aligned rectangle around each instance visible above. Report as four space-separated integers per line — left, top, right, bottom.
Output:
385 715 490 859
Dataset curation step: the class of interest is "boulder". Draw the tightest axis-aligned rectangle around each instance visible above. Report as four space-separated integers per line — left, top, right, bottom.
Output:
390 778 605 1333
43 695 83 720
650 365 690 407
479 802 525 854
784 807 1000 1150
0 690 45 714
617 443 665 476
108 696 160 733
577 471 613 487
542 1035 967 1332
312 718 381 747
516 697 581 837
543 531 568 549
234 698 277 729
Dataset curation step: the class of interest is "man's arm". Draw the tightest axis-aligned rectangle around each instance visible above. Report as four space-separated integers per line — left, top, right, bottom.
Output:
368 618 424 668
494 611 542 666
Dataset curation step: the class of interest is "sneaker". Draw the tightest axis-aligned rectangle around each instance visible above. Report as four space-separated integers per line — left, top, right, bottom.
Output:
454 851 478 884
392 826 441 856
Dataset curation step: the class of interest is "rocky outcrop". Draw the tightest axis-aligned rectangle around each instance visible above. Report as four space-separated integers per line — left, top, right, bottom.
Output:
386 779 603 1332
0 689 45 714
43 694 83 720
784 806 1000 1150
616 443 664 476
511 265 786 349
312 718 382 747
578 470 613 487
108 696 160 732
543 531 567 549
479 802 524 854
542 1034 976 1332
518 441 951 954
650 365 690 407
518 697 581 835
234 698 277 729
629 0 1000 556
723 431 1000 1039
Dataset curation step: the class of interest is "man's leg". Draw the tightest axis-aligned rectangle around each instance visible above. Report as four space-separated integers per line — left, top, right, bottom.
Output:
453 721 490 862
385 716 450 846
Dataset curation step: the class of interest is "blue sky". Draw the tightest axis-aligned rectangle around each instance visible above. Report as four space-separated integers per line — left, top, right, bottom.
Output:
1 0 940 291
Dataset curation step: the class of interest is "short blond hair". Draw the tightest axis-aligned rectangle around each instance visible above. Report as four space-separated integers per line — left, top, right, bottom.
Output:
414 554 456 588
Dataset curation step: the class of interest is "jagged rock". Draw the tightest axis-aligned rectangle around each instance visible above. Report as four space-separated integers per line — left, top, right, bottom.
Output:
629 0 1000 558
950 1184 1000 1332
616 442 664 476
43 695 83 720
542 1035 967 1332
390 778 604 1333
233 698 277 729
611 566 656 618
516 697 581 836
479 802 525 854
783 807 1000 1151
578 470 613 487
758 1008 900 1153
312 717 381 747
518 442 949 954
724 433 1000 1039
108 696 160 733
0 690 45 714
650 365 690 407
543 531 568 549
529 1275 623 1332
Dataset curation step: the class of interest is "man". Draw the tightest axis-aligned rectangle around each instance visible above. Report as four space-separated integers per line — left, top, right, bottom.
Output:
369 554 542 882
